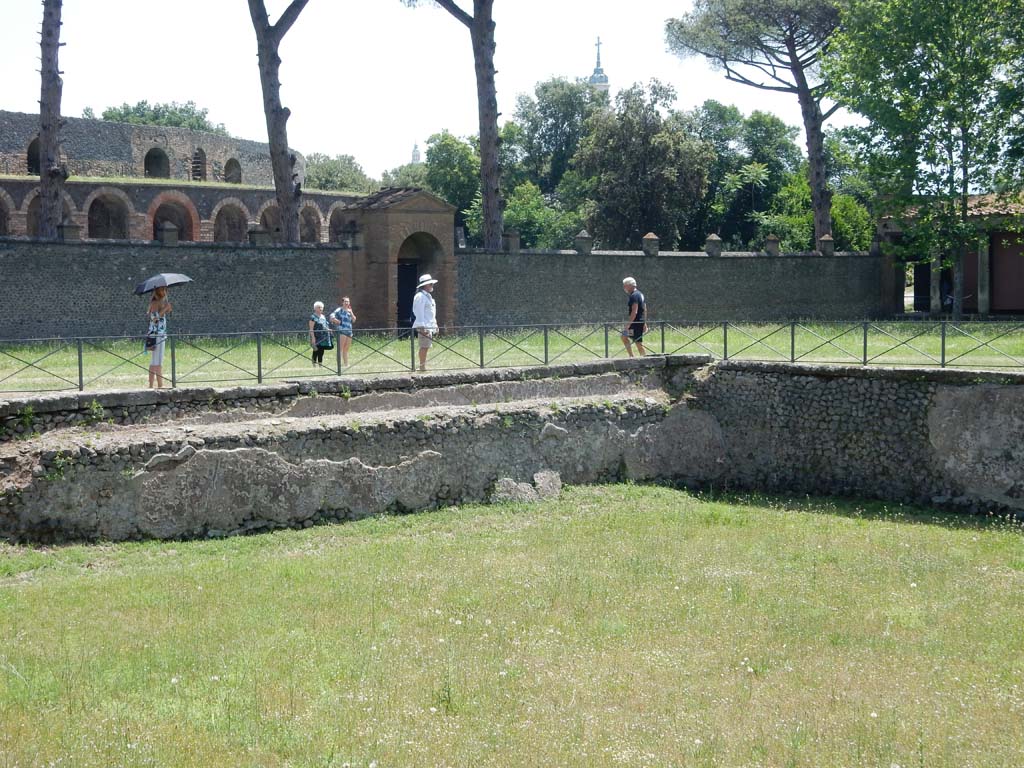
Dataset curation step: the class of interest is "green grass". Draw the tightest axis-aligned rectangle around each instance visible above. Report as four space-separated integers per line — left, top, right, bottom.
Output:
1 485 1022 766
3 321 1024 393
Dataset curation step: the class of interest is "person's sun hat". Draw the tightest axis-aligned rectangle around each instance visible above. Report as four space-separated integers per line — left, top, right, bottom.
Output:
417 274 439 289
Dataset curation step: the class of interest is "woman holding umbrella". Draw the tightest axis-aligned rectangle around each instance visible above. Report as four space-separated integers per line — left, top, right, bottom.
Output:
145 287 172 388
135 273 191 389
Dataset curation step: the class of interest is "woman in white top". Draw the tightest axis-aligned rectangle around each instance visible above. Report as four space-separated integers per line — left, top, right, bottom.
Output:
411 273 438 372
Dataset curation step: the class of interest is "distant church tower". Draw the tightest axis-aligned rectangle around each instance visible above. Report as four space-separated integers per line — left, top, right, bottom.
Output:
411 143 422 164
588 37 610 94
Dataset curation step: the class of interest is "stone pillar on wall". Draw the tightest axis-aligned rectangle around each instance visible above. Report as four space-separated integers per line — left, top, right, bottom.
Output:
502 230 521 253
817 234 835 257
704 233 722 257
574 230 593 255
248 226 271 246
156 221 178 246
764 234 780 257
977 233 990 317
642 232 659 257
57 220 81 241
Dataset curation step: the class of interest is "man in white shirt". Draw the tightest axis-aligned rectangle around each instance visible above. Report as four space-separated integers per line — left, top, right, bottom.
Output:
411 273 439 372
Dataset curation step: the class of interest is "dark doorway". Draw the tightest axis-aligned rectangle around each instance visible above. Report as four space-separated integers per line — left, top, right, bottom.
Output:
145 148 170 178
191 148 207 181
397 262 419 330
224 158 242 184
152 202 193 241
27 138 41 175
87 195 129 239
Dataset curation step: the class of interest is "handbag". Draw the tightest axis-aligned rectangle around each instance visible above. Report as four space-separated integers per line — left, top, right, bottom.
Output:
144 333 157 351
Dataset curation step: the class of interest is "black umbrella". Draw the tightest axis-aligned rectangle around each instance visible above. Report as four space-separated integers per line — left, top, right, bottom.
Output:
134 273 193 295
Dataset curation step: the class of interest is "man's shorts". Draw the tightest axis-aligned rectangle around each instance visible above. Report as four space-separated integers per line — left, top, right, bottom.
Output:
417 329 434 349
627 322 645 343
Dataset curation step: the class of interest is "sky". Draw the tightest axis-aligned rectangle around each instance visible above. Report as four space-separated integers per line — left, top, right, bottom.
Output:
0 0 851 179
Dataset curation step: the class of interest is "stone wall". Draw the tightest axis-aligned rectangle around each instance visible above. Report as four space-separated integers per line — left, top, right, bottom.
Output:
0 109 289 185
0 239 348 337
456 249 894 323
3 357 1024 542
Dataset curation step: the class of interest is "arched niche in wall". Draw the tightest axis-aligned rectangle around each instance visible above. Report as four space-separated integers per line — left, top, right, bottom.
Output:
213 204 250 242
329 207 350 243
300 206 322 243
26 138 41 175
0 200 9 236
191 148 207 181
224 158 242 184
152 201 194 241
260 205 283 243
26 194 73 237
87 194 130 239
144 148 170 179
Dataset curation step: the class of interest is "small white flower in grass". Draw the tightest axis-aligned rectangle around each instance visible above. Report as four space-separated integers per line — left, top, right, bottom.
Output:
430 707 437 713
369 762 378 768
210 675 220 682
694 738 702 746
870 711 878 718
911 582 917 588
455 619 462 625
170 677 179 685
438 638 445 644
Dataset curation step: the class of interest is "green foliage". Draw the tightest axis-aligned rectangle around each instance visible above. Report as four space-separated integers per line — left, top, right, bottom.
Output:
466 182 582 250
513 77 608 194
425 131 480 229
572 81 714 249
304 153 377 193
90 100 229 135
827 0 1022 312
381 161 430 189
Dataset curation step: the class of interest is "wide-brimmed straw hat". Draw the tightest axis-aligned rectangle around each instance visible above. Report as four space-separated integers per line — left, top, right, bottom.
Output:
417 273 439 289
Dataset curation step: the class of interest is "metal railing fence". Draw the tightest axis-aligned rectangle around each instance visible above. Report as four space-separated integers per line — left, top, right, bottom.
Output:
2 320 1024 393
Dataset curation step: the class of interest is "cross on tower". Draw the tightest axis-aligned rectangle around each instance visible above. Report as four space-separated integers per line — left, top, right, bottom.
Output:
595 36 602 68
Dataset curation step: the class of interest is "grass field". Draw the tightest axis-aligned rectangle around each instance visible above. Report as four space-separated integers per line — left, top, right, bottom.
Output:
3 320 1024 394
1 485 1022 766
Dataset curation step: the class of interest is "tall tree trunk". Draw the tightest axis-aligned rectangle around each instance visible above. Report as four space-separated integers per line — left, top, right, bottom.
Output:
39 0 68 241
435 0 503 250
470 1 502 250
790 60 832 244
248 0 307 244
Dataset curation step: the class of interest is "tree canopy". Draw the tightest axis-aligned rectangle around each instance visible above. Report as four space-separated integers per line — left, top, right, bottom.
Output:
304 153 377 194
666 0 842 242
86 100 230 135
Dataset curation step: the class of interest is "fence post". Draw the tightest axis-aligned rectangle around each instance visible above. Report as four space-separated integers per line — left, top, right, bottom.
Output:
170 335 177 388
723 322 729 360
660 321 665 355
941 321 946 368
256 333 263 384
75 338 84 391
410 330 416 372
479 327 485 368
543 326 549 365
604 324 609 358
790 323 796 363
862 322 869 366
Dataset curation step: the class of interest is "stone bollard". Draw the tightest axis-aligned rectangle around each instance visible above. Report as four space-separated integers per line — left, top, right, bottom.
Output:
818 233 835 257
57 219 81 242
156 221 179 246
642 232 659 257
704 233 722 257
574 229 594 255
455 226 467 249
502 229 521 253
764 234 780 257
248 226 271 246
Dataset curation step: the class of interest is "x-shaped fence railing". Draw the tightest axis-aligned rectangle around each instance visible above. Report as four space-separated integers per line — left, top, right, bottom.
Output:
5 320 1024 393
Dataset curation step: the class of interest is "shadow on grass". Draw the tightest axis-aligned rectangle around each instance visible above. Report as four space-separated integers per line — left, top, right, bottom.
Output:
674 482 1024 533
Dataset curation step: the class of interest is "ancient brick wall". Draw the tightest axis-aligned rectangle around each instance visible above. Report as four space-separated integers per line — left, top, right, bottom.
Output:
0 109 293 186
456 249 893 324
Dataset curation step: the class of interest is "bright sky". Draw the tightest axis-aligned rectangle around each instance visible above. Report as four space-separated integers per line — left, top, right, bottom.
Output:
0 1 851 179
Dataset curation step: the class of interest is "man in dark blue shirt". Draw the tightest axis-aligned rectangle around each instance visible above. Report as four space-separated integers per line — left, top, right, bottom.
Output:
621 276 647 357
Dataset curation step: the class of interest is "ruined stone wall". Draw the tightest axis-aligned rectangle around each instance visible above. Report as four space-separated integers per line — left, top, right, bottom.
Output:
0 109 289 185
3 358 1024 543
456 249 891 323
